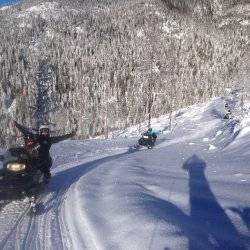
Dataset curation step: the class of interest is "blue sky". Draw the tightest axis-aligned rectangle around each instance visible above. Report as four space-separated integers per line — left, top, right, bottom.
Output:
0 0 18 7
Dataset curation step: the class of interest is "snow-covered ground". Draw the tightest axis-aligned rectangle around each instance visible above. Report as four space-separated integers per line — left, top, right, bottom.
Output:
0 97 250 249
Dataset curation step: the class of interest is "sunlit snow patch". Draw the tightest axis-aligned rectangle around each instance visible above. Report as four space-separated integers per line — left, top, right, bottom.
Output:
26 2 58 13
215 130 223 137
0 6 11 11
209 144 216 150
17 1 72 20
237 127 250 138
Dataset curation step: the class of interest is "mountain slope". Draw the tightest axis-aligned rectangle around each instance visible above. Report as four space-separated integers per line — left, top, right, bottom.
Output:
0 97 249 249
0 0 249 146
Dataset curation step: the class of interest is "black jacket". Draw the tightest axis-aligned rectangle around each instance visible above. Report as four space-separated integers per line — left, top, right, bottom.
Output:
15 122 74 160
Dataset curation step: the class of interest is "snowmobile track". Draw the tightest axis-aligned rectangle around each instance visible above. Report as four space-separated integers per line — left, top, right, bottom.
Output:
0 201 31 249
0 191 46 249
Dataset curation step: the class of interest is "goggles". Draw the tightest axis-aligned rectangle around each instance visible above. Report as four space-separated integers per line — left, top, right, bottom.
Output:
40 128 50 134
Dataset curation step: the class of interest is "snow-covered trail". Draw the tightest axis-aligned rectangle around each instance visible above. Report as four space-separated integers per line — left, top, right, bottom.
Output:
0 98 250 249
0 139 136 250
64 142 249 249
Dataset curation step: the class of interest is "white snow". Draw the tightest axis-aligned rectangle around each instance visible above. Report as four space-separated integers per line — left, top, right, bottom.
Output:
7 99 16 116
0 6 11 11
136 29 144 38
238 127 250 138
25 2 58 15
16 1 71 21
162 21 179 34
240 20 250 26
76 26 85 34
0 97 250 249
215 130 223 137
26 3 56 13
208 144 217 150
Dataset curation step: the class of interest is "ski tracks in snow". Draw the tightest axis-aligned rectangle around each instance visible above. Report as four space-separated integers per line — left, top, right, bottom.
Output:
24 178 76 250
0 200 31 249
0 139 130 250
0 178 74 249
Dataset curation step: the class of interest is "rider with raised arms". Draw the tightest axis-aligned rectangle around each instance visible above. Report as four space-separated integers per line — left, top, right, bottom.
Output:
13 121 76 181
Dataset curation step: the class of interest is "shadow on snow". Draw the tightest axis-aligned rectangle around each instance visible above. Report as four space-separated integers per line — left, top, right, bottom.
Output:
137 155 248 250
37 149 249 249
183 155 246 250
36 146 140 214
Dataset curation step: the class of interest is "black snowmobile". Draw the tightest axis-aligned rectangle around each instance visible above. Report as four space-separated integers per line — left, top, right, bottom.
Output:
135 133 156 149
0 146 45 212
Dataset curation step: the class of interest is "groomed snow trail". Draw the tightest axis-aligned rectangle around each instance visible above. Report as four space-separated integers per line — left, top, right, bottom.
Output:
0 98 250 249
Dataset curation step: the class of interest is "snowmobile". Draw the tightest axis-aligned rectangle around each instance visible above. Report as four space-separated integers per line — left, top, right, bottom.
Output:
135 133 155 149
0 146 45 212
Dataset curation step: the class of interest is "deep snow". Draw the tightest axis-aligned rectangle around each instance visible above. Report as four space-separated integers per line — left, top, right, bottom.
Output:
0 97 249 250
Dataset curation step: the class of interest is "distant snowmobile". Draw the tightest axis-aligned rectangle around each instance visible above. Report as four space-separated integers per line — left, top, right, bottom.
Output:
135 131 157 149
0 146 45 213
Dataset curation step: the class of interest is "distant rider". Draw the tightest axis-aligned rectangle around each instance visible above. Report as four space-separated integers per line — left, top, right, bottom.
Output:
13 121 76 181
144 128 157 147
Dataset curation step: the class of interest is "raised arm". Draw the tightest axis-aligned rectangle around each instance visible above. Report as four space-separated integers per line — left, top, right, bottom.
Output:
50 131 76 144
14 121 34 137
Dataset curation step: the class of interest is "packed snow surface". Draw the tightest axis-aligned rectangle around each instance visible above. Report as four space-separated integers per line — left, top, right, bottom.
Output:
0 97 250 249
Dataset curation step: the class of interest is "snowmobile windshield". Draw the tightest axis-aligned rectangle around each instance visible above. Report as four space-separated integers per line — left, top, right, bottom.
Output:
4 148 29 162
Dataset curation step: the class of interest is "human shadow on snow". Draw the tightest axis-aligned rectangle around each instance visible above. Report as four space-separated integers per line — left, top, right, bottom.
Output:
37 151 248 249
137 155 247 250
183 155 246 250
229 207 250 232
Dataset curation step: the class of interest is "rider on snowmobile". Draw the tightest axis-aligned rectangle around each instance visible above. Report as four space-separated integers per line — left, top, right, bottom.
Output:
13 121 77 180
145 128 157 144
141 127 157 148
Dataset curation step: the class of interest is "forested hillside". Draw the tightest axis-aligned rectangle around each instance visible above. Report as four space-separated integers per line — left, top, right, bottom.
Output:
0 0 249 146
